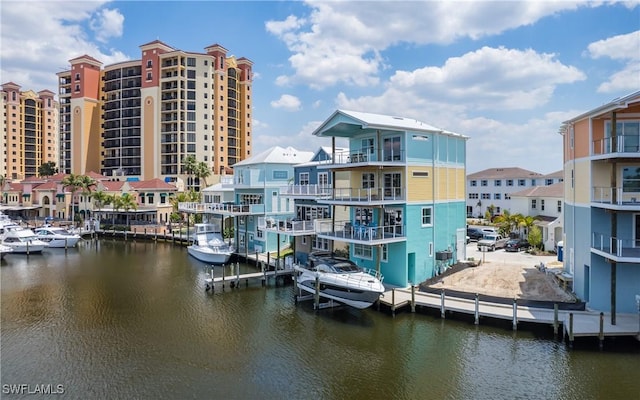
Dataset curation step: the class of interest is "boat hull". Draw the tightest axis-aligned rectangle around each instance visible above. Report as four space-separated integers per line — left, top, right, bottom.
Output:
187 246 232 265
4 244 46 254
296 273 384 309
37 236 81 248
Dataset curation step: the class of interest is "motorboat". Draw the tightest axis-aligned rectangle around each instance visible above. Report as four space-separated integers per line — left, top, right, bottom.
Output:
33 226 82 248
1 226 48 254
294 255 385 309
187 223 233 264
0 244 12 259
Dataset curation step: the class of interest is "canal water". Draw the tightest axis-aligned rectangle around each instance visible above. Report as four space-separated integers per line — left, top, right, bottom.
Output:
1 239 639 399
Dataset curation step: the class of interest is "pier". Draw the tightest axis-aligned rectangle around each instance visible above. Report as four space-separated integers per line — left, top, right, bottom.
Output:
379 287 640 347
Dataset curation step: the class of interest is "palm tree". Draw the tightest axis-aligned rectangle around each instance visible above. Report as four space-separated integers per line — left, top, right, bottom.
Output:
91 190 110 223
61 174 83 226
195 161 211 189
119 193 138 226
493 210 521 236
110 194 121 226
182 155 198 191
517 215 538 238
0 175 6 204
78 175 96 220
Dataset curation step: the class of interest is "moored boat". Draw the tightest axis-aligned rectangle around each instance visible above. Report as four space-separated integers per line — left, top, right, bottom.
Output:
187 223 233 264
0 244 13 258
1 226 48 254
34 226 82 248
294 255 385 309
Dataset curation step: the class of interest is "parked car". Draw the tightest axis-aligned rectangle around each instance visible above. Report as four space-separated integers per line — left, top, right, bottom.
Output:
467 228 484 241
477 234 508 251
504 239 531 252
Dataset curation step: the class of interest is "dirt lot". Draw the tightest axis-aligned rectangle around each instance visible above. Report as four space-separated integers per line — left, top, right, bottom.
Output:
425 244 575 302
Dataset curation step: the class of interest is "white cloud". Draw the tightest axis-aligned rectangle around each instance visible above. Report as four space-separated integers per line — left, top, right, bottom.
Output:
0 1 129 92
587 30 640 93
266 1 589 89
270 94 302 111
90 8 125 43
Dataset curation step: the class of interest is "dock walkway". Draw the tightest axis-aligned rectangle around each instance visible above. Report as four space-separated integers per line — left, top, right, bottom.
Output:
380 287 640 344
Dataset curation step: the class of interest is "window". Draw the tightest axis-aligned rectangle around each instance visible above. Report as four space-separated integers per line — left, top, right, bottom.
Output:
531 179 537 186
469 193 479 199
353 244 372 259
317 172 328 186
256 229 263 239
557 200 562 213
299 172 309 185
421 207 432 226
518 179 526 186
531 199 537 209
146 60 152 68
146 72 152 80
494 193 501 200
505 194 511 200
381 244 388 262
541 199 545 211
313 237 330 252
622 167 640 192
75 73 80 81
470 180 477 187
481 180 488 187
546 179 553 185
187 57 196 67
273 170 288 180
494 180 502 186
362 173 375 189
506 179 513 186
481 193 491 200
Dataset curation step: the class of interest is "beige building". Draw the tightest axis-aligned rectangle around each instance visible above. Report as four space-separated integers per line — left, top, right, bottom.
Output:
57 40 253 187
1 82 59 180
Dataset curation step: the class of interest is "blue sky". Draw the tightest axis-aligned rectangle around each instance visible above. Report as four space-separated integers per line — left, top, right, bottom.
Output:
2 1 639 174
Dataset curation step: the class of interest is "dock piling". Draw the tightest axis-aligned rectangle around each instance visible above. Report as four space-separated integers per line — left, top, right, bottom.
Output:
553 304 559 338
314 275 320 312
512 298 518 331
391 289 396 317
474 293 479 325
599 312 604 350
568 313 574 348
440 290 445 319
410 285 416 313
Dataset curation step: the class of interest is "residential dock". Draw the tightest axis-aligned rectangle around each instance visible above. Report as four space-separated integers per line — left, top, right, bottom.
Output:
379 287 640 347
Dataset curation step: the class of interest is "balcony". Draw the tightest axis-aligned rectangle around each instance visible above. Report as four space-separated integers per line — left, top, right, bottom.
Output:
318 187 405 205
592 187 640 210
591 232 640 263
280 184 332 198
178 202 265 216
592 135 640 159
315 220 406 245
317 149 405 168
257 217 319 236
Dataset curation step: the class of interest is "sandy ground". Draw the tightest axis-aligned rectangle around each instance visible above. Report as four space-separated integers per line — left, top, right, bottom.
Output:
426 244 575 302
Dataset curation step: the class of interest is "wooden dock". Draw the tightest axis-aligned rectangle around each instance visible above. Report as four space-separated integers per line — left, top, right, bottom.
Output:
203 262 295 291
379 287 640 346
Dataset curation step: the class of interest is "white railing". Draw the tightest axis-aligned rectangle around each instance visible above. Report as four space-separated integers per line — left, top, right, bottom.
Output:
591 232 639 258
178 202 265 214
315 220 405 242
280 184 332 196
317 149 406 165
592 187 640 205
257 217 318 233
329 187 405 202
592 135 640 156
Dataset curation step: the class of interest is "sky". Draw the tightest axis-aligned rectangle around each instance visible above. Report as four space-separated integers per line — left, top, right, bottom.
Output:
1 1 639 175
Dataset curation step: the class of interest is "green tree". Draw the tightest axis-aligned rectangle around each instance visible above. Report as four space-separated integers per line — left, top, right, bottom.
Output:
78 175 96 219
517 215 538 238
528 225 543 250
38 161 58 177
118 193 138 226
195 161 211 189
91 190 110 222
0 175 6 204
182 155 198 190
61 174 83 225
494 210 521 237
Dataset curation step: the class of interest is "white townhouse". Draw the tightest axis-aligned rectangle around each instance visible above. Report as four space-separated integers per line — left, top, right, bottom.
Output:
510 182 564 251
466 167 563 218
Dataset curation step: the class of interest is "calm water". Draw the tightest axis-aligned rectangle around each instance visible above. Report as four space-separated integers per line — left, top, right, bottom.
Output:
1 239 639 399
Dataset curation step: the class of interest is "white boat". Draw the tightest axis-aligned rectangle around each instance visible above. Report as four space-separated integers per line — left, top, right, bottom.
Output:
187 223 233 264
34 226 82 248
294 255 385 309
0 244 13 258
1 226 48 254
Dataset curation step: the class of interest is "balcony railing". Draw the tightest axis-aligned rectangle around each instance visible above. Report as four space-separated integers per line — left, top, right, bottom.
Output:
322 187 405 203
280 184 332 197
318 149 405 166
315 220 406 244
592 135 640 156
178 202 265 215
257 217 319 235
591 232 640 261
592 187 640 206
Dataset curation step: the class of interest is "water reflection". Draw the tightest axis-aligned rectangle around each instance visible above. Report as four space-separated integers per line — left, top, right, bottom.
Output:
1 240 638 399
